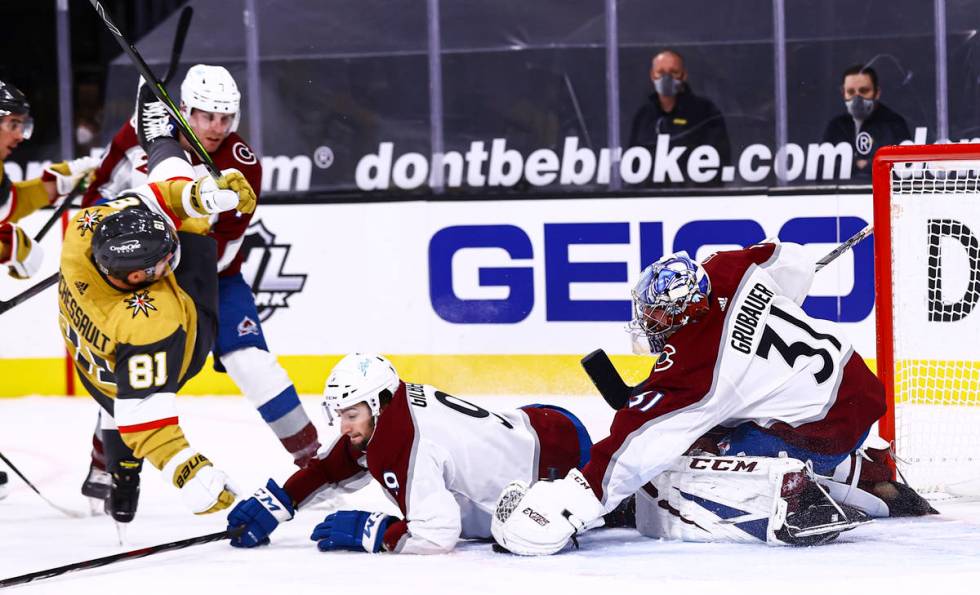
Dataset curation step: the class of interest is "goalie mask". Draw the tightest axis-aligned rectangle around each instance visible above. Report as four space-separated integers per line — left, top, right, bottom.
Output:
322 353 400 426
180 64 241 133
628 252 711 353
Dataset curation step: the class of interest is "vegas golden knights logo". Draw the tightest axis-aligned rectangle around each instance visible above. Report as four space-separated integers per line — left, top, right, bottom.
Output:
239 221 307 322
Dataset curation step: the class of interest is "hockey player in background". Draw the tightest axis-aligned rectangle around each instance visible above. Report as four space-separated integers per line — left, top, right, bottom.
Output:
79 65 319 510
58 80 258 521
1 79 99 279
225 353 598 554
492 242 935 556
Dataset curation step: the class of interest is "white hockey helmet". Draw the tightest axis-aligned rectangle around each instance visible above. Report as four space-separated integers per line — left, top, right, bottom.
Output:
180 64 241 133
322 353 400 426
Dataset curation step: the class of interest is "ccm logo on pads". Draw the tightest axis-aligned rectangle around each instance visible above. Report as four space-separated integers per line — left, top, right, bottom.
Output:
689 458 758 472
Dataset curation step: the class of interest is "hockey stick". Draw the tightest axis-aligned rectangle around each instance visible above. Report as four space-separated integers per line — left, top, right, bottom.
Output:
161 6 193 85
0 452 86 519
583 226 876 410
0 526 246 589
816 224 873 272
89 0 220 179
0 183 88 316
0 6 199 318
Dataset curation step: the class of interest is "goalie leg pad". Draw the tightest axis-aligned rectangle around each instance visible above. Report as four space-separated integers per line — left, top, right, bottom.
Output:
635 455 869 546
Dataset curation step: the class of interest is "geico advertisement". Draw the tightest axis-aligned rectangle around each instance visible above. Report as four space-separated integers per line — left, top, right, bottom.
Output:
0 193 875 360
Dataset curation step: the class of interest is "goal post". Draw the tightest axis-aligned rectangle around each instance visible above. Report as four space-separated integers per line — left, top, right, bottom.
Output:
872 143 980 496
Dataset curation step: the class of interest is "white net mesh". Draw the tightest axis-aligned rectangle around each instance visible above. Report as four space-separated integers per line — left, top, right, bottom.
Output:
888 163 980 495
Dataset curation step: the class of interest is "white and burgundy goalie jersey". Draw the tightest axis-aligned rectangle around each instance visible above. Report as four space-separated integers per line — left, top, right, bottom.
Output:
583 241 886 515
283 383 585 554
83 121 261 277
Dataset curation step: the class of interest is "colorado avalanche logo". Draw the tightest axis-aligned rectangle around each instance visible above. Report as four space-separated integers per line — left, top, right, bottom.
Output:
124 290 157 318
233 141 258 166
76 210 103 237
239 221 307 322
237 316 260 337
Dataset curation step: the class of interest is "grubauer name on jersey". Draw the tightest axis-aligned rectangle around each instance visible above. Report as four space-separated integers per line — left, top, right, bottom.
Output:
84 121 262 276
283 383 584 554
582 242 886 514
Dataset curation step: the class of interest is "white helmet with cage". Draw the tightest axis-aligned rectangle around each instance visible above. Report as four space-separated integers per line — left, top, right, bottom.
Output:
180 64 241 133
322 353 400 426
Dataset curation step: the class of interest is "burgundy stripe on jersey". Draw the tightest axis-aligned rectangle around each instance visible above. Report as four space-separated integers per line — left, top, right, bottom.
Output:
581 244 783 503
383 519 410 552
759 352 885 455
523 407 584 480
283 434 364 507
366 384 417 515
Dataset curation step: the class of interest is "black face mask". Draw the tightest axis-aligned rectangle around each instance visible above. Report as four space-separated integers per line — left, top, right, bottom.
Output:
846 96 875 120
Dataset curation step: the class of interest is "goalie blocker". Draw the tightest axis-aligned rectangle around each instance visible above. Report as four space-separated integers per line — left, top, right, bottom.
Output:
492 455 869 555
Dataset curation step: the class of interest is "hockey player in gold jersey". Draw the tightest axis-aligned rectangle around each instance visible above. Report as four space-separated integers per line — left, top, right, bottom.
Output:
57 81 256 521
0 79 99 278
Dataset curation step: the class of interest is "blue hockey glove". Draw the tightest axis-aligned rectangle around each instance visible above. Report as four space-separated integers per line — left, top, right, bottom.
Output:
310 510 393 553
226 479 295 548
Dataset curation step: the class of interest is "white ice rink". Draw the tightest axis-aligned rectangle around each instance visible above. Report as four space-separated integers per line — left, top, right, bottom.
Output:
2 395 979 595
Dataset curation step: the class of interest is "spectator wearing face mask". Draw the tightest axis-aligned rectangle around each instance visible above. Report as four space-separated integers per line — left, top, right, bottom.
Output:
628 49 732 185
821 64 911 180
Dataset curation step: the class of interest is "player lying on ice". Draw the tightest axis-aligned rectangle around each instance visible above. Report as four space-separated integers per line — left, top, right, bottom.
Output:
225 352 615 554
491 242 937 555
57 79 256 521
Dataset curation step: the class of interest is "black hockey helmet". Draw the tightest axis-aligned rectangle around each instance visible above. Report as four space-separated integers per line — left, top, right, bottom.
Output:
91 206 178 284
0 80 30 117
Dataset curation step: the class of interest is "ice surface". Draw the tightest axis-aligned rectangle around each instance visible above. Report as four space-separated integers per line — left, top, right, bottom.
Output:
1 395 979 595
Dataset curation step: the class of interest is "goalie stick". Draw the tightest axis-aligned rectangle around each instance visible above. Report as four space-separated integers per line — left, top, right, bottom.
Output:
89 0 220 179
0 451 86 519
583 226 875 410
0 526 246 589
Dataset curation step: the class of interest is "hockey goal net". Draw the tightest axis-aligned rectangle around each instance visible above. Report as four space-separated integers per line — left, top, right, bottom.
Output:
873 144 980 497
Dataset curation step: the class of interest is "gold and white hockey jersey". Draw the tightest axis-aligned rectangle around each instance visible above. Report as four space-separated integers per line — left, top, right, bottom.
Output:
57 186 217 471
0 159 52 224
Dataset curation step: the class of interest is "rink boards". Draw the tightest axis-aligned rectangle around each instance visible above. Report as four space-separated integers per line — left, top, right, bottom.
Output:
0 191 875 396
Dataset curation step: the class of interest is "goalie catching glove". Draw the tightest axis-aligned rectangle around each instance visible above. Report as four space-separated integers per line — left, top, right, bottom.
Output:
0 222 43 279
41 155 100 197
491 468 605 556
179 168 256 219
162 449 237 515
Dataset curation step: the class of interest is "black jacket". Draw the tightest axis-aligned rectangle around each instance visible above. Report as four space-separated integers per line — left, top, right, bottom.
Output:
821 102 911 179
628 86 732 172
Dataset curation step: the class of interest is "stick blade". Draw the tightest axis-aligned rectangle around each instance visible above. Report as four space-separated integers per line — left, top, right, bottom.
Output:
580 349 630 410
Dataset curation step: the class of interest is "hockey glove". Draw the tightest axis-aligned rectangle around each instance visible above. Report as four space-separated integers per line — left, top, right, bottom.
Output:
227 479 295 548
311 510 394 553
163 449 238 515
180 169 255 219
42 155 100 197
0 222 43 279
491 468 605 556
